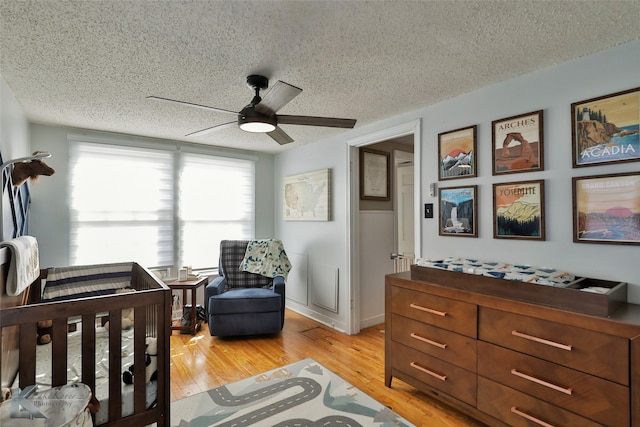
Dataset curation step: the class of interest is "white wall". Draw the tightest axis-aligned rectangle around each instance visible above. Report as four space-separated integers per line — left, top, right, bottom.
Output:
0 76 31 240
276 40 640 332
418 41 640 303
275 138 351 331
28 124 276 268
0 77 30 163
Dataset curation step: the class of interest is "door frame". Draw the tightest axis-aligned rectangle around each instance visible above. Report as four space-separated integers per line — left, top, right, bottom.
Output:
346 119 421 334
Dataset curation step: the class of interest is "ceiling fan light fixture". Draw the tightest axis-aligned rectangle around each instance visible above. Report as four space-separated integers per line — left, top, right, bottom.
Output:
238 107 277 133
239 119 276 133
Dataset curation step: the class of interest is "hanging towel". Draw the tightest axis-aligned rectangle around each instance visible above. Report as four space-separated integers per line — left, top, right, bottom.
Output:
240 239 292 280
1 235 40 296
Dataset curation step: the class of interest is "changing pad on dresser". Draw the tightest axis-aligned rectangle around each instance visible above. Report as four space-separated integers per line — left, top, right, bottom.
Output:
415 257 576 287
410 257 627 316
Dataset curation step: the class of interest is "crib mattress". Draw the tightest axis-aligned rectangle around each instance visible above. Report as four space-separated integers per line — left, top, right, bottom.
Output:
13 324 157 425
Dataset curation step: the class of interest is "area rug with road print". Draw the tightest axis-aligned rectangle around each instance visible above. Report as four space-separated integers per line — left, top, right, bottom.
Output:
170 358 414 426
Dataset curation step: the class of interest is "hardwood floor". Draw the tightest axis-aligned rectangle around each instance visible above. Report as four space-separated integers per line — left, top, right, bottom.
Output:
169 309 485 427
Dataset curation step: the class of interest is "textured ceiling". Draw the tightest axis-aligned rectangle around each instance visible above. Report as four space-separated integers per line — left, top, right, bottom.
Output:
1 1 639 154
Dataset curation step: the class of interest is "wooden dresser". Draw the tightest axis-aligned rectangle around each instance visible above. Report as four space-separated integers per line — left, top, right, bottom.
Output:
385 271 640 427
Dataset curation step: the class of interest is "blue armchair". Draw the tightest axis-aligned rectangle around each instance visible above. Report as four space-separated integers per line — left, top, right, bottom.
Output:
205 240 287 337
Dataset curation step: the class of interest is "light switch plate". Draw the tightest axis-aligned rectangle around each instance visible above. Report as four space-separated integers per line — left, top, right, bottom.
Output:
424 203 434 218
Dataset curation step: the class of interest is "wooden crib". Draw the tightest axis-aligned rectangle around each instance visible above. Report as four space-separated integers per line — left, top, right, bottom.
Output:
0 249 171 426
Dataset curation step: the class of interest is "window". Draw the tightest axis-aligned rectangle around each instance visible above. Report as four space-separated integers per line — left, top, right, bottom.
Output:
69 139 255 270
179 153 255 269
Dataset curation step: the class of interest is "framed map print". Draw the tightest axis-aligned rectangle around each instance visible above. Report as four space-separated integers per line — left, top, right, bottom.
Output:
283 168 331 221
493 179 545 240
492 110 544 175
438 185 478 237
571 87 640 167
572 172 640 245
438 125 477 180
360 147 390 201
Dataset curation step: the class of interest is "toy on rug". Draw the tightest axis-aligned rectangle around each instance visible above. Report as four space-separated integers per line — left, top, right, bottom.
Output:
11 151 56 186
122 337 157 384
37 319 53 345
104 288 135 330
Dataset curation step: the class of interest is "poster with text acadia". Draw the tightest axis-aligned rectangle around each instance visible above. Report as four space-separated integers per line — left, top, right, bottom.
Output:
572 88 640 167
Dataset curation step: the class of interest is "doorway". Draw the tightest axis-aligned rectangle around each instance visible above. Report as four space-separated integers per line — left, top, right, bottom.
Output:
346 119 421 334
395 150 414 258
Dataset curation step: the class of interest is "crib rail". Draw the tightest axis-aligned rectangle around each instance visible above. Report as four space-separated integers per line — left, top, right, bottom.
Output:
0 263 171 427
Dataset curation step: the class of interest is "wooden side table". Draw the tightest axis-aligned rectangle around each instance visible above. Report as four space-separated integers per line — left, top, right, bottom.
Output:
165 276 208 335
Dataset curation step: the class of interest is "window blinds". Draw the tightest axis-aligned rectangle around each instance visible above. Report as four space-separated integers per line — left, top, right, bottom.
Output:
69 140 255 269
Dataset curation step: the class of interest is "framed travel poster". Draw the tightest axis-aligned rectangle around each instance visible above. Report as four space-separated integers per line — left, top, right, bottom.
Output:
572 172 640 245
493 179 545 240
438 125 477 180
571 87 640 167
439 185 478 237
492 110 544 175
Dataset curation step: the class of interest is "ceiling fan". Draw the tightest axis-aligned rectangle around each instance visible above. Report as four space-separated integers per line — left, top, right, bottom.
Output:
148 75 357 145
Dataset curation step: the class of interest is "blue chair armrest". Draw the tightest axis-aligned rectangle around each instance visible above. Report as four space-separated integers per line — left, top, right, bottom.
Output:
273 275 285 297
207 276 226 295
205 276 226 317
273 275 286 327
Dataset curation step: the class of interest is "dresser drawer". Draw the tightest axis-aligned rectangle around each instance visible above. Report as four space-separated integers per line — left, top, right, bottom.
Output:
478 377 604 427
391 286 477 338
389 340 476 406
478 342 629 426
391 313 477 372
479 307 628 384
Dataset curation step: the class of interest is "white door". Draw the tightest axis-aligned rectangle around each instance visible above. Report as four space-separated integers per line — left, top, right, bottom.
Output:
396 162 414 257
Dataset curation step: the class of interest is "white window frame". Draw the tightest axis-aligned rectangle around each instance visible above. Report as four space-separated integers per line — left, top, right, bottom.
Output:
68 134 256 271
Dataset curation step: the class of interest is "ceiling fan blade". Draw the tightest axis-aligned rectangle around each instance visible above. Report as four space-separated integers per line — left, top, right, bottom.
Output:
278 115 357 129
267 126 294 145
185 121 236 137
255 81 302 115
147 96 238 116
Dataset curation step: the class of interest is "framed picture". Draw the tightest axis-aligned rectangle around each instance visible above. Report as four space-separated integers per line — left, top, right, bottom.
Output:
438 185 478 237
283 168 331 221
492 110 544 175
571 87 640 167
360 148 390 201
438 125 477 180
493 179 545 240
572 172 640 245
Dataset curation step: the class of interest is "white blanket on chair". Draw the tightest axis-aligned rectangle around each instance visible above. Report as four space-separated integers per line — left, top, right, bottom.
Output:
1 235 39 296
240 239 292 280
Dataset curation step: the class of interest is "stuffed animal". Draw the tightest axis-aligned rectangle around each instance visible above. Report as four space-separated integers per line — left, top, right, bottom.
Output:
11 151 55 186
104 288 135 330
122 337 157 384
37 319 53 345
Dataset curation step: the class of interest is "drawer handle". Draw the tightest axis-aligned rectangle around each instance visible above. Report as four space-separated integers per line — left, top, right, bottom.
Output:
510 369 573 395
410 303 447 317
410 362 447 381
410 332 448 349
511 330 573 351
511 407 556 427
